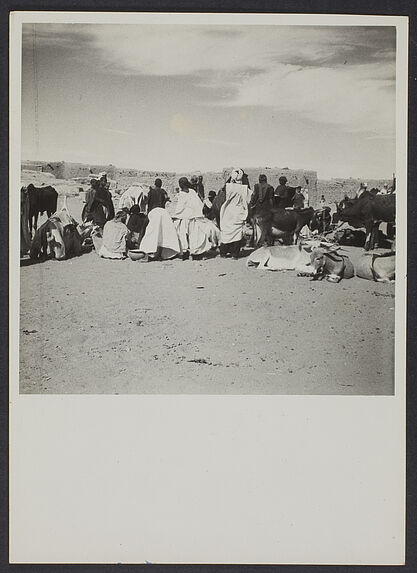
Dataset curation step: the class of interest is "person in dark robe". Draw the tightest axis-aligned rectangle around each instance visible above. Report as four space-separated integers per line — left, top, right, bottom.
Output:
203 191 217 220
189 175 198 191
82 178 115 228
147 178 170 213
293 186 305 210
274 176 296 208
249 174 274 210
126 204 148 249
196 175 205 201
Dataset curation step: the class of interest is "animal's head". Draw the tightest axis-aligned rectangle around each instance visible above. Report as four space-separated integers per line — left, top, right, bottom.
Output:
310 248 326 276
336 197 363 223
310 245 340 276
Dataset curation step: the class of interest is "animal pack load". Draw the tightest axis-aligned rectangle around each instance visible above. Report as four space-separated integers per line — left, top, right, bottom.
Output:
30 205 82 261
355 252 395 283
246 244 311 272
309 246 354 283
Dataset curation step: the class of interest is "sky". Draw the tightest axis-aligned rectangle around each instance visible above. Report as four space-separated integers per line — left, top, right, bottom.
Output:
21 23 396 179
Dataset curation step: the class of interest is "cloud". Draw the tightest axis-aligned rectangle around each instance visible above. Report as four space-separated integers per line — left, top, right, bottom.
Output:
84 24 395 77
23 23 395 77
226 61 395 137
88 24 396 138
23 23 396 139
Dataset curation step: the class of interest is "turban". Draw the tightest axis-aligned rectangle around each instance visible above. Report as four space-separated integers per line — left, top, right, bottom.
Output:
230 168 244 183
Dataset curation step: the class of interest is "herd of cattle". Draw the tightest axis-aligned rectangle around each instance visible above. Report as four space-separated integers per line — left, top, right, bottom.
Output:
20 181 396 283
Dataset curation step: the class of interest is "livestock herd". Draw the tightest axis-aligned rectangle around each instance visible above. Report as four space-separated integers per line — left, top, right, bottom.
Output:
20 178 396 284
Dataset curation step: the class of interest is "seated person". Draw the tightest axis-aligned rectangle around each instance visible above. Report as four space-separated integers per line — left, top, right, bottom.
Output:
98 211 129 259
126 204 148 249
139 207 181 260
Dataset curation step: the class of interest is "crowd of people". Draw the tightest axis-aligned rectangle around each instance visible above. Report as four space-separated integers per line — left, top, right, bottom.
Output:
80 169 395 262
84 169 247 261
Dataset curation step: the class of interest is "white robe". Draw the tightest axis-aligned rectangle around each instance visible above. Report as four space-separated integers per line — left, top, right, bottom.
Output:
99 220 128 259
172 189 211 255
139 207 181 259
220 182 249 244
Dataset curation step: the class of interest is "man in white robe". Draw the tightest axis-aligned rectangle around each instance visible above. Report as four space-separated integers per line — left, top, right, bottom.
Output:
219 168 249 259
172 177 212 260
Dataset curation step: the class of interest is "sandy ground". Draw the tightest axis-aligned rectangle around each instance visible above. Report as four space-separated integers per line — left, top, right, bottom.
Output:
19 196 395 395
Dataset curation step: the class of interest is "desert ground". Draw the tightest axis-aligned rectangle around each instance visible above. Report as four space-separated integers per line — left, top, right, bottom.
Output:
19 195 395 395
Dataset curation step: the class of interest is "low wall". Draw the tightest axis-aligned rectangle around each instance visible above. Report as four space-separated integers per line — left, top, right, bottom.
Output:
318 178 393 207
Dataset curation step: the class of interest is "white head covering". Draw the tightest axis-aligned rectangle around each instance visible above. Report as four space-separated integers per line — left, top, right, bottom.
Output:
230 168 244 183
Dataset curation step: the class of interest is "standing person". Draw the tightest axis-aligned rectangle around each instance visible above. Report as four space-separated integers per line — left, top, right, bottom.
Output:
147 178 170 213
356 182 368 199
274 176 295 208
189 175 198 191
82 177 115 228
196 175 205 201
380 183 389 195
172 177 211 260
219 168 250 260
303 186 309 207
97 172 115 220
203 191 217 220
293 186 305 209
320 194 326 209
98 172 111 197
249 174 274 210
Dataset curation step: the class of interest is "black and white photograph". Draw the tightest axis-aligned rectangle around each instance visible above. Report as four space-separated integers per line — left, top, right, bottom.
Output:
17 16 403 396
9 11 407 565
